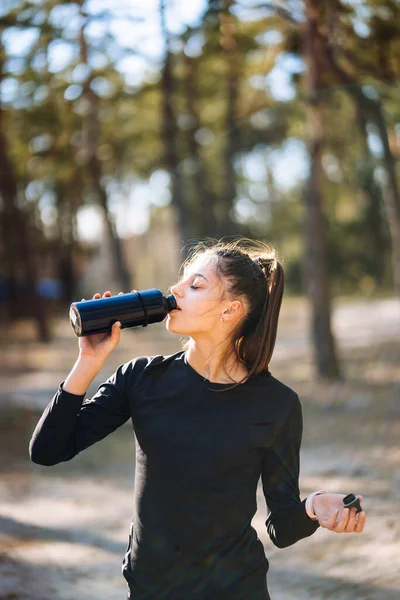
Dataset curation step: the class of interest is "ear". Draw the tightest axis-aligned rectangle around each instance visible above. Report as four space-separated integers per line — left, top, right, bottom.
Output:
223 300 243 321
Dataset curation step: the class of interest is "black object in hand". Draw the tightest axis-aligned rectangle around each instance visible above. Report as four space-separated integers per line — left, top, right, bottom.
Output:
343 493 363 513
69 289 177 337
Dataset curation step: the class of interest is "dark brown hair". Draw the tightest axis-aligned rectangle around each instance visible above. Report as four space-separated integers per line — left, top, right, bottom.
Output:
176 238 285 387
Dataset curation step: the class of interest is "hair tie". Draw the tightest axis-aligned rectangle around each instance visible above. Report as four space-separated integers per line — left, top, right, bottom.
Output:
254 257 267 279
256 257 275 274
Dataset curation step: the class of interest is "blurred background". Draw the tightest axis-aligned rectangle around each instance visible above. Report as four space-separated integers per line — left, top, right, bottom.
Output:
0 1 399 599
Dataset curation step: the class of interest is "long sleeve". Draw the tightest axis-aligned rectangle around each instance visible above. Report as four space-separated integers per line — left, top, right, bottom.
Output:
262 394 319 548
29 362 135 466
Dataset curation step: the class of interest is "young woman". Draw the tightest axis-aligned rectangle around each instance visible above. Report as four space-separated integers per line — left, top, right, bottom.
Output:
30 239 366 600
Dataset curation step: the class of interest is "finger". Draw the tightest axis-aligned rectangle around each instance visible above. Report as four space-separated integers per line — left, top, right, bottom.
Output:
92 293 101 299
118 292 124 295
111 321 122 339
81 298 86 301
102 290 112 298
344 507 357 533
324 509 339 529
332 508 350 533
355 511 366 533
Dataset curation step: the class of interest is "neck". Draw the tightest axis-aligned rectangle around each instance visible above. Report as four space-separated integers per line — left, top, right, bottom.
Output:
185 338 248 384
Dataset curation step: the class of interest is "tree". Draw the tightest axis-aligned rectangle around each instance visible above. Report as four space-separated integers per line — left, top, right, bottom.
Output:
0 28 50 341
76 0 131 291
218 0 242 237
159 0 191 249
319 8 400 292
181 27 218 237
302 0 340 378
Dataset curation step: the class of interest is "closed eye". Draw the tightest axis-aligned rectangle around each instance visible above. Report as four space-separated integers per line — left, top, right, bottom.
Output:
190 285 199 290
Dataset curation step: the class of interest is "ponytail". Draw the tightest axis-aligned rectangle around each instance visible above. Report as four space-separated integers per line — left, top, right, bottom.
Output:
237 257 284 376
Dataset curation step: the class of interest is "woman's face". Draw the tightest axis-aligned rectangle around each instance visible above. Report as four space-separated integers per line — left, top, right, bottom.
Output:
167 255 231 337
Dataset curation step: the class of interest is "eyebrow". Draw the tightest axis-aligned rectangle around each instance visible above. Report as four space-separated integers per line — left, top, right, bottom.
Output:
184 271 209 282
194 273 208 282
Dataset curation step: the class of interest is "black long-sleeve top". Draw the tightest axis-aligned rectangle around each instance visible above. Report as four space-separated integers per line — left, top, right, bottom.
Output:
30 351 319 600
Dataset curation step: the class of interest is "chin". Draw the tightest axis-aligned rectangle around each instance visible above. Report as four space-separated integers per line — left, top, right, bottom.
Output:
165 317 190 336
165 319 181 334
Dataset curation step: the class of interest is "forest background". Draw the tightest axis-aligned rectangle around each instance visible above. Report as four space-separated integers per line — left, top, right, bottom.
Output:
1 0 399 377
0 1 399 599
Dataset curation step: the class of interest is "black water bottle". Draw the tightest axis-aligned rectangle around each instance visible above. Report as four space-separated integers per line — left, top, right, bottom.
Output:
69 289 177 337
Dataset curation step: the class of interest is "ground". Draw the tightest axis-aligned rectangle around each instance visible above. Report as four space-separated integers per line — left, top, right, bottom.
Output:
0 297 399 600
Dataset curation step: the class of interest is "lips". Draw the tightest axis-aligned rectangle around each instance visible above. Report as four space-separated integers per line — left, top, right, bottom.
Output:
172 298 181 310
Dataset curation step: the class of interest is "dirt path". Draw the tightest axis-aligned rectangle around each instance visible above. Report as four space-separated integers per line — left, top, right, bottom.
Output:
0 298 399 600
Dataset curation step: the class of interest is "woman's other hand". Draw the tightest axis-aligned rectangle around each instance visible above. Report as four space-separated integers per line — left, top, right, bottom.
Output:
313 493 366 534
78 291 124 365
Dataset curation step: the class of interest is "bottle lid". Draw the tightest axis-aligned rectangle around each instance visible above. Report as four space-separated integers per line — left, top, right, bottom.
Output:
166 294 177 311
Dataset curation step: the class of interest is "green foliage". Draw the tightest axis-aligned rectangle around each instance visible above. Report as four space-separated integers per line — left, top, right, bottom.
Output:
0 0 399 308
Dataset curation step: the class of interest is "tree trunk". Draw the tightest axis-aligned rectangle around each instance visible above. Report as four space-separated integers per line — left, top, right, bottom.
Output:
160 0 192 252
0 141 50 341
183 43 217 237
78 1 131 292
368 101 400 293
0 40 50 341
0 131 20 320
219 0 240 237
302 0 341 379
354 105 388 284
88 154 132 291
54 176 81 302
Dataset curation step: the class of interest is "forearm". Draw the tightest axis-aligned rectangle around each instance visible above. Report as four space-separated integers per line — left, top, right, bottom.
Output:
29 382 87 465
30 358 103 465
263 395 321 548
63 356 104 395
266 498 320 548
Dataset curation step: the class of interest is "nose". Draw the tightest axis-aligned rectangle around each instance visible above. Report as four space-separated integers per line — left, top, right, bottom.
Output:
170 283 182 297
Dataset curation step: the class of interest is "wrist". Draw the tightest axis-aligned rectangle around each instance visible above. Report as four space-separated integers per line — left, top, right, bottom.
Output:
63 357 103 395
305 490 329 520
77 353 105 369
